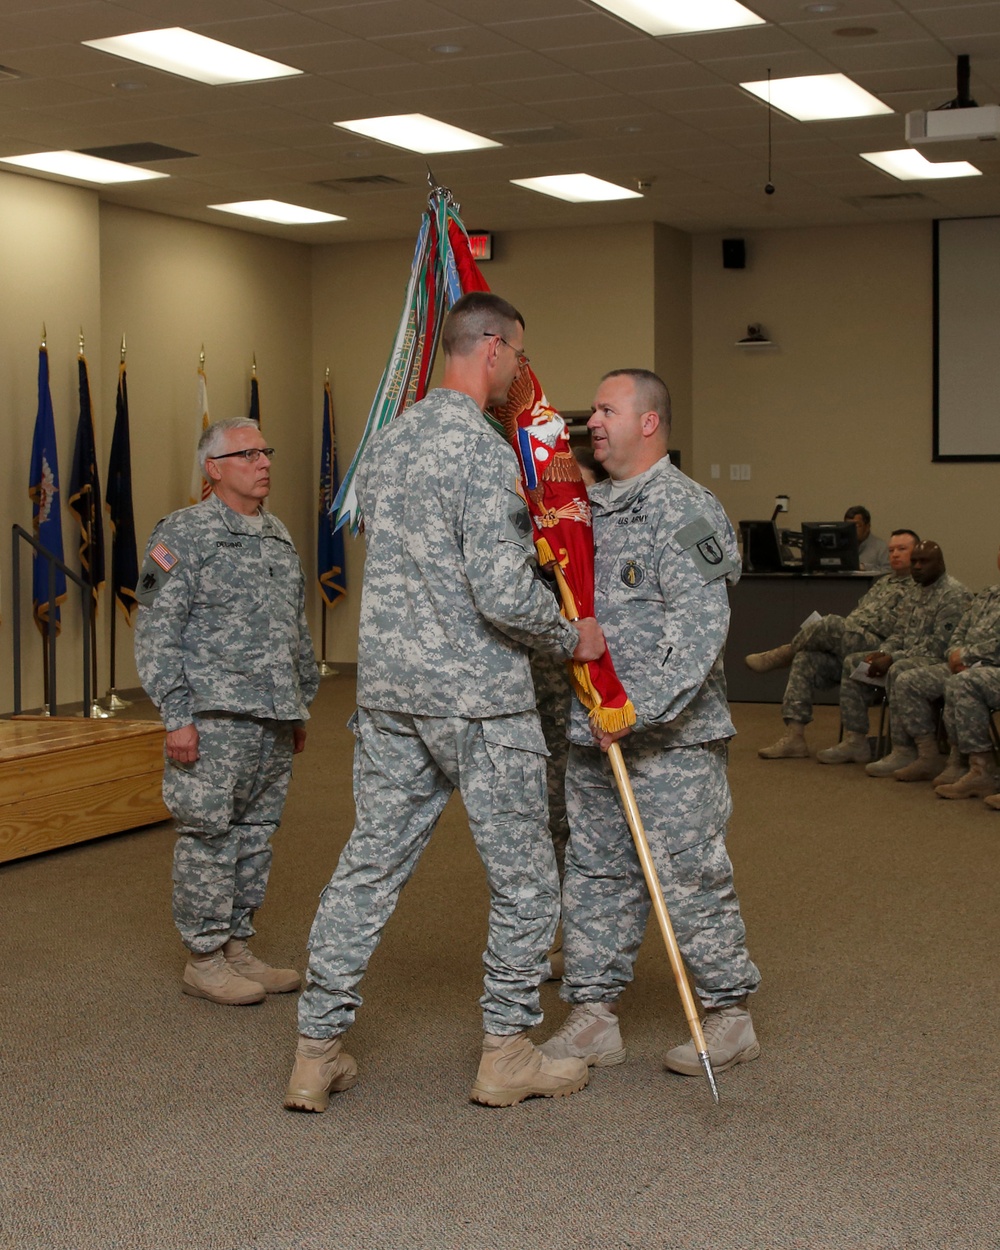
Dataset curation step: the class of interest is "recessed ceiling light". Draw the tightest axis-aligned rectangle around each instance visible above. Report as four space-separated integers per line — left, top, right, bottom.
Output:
0 150 167 183
334 114 499 153
860 149 981 180
83 28 302 86
209 200 346 224
588 1 765 36
741 72 892 120
511 174 643 203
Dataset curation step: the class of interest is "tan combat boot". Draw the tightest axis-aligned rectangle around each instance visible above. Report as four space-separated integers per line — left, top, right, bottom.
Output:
816 731 871 765
664 1003 760 1076
539 1003 626 1067
936 752 1000 799
893 735 947 782
470 1031 589 1107
745 643 795 673
182 948 265 1005
931 747 966 788
758 721 809 759
223 938 300 993
865 744 917 777
983 793 1000 810
284 1035 359 1112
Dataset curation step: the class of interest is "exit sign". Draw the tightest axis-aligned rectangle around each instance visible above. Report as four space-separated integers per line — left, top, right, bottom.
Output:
468 231 493 261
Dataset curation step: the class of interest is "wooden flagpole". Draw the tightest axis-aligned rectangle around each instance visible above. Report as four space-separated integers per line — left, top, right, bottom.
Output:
552 564 720 1104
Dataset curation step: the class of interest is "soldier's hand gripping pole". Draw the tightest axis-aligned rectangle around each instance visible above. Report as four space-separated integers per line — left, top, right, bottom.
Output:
552 565 720 1105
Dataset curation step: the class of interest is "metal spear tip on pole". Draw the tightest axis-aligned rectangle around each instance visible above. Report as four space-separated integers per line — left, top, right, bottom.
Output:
699 1052 721 1105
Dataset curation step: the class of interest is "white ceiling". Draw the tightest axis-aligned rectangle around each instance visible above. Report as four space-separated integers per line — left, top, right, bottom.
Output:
2 0 1000 242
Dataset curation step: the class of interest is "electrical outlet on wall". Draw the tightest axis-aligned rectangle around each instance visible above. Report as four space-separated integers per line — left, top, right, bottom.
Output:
739 464 751 480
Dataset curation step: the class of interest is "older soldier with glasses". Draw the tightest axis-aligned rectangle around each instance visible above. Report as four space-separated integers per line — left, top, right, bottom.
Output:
135 418 318 1006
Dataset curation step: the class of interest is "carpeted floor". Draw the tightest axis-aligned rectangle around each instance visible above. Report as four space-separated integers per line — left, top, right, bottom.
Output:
0 678 996 1250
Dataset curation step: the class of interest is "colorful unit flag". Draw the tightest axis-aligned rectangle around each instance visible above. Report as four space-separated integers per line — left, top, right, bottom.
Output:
318 379 347 607
29 346 67 632
105 362 139 623
68 353 106 605
188 366 211 505
336 186 634 731
333 187 463 534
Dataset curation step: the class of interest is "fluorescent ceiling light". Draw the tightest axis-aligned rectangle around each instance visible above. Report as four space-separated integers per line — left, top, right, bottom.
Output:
511 174 643 203
334 114 499 153
861 149 981 180
209 200 346 225
0 150 167 183
83 28 301 85
741 72 892 120
588 1 765 35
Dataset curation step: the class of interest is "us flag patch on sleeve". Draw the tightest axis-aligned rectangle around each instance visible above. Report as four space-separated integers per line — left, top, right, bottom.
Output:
150 542 179 573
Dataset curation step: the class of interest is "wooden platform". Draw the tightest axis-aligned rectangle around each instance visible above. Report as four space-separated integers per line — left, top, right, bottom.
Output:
0 717 169 864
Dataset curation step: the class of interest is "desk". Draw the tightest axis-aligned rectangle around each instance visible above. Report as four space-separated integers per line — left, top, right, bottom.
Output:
726 573 878 703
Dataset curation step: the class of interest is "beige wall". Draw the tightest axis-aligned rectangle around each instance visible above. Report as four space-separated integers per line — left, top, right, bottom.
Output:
3 172 993 713
692 222 998 592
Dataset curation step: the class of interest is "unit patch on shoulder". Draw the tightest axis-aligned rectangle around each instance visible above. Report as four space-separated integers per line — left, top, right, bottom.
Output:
674 515 735 583
135 539 182 607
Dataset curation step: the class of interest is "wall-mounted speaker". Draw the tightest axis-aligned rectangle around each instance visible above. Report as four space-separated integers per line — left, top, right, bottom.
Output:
722 238 746 269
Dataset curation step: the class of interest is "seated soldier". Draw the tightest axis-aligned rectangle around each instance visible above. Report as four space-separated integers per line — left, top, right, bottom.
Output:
889 550 1000 787
815 541 971 769
845 506 891 574
751 530 918 760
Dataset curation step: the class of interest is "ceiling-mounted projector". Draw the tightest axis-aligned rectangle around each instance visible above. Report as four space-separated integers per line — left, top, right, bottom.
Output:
905 53 1000 159
905 105 1000 145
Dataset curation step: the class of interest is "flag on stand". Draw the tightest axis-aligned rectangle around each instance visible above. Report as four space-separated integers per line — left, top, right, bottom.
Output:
105 362 139 623
248 369 261 425
28 346 67 633
318 379 347 607
188 365 211 505
68 353 106 606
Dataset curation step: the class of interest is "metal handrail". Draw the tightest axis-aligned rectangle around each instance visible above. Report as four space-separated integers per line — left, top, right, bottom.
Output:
10 524 93 717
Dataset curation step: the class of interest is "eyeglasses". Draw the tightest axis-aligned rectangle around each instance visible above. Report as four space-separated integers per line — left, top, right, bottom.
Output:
483 331 529 367
208 447 274 463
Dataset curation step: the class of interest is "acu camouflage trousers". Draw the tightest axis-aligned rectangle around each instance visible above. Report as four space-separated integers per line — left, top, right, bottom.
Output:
945 666 1000 754
839 654 934 740
561 740 760 1010
782 617 881 724
298 706 560 1039
531 651 573 881
162 713 295 953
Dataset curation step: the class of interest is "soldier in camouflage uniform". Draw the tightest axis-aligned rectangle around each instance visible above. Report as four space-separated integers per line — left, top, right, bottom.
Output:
750 530 919 760
892 551 1000 796
814 541 970 771
286 292 606 1114
135 418 318 1007
540 370 761 1083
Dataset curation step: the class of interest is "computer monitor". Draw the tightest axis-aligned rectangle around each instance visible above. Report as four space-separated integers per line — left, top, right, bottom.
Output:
801 521 860 573
739 520 784 573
